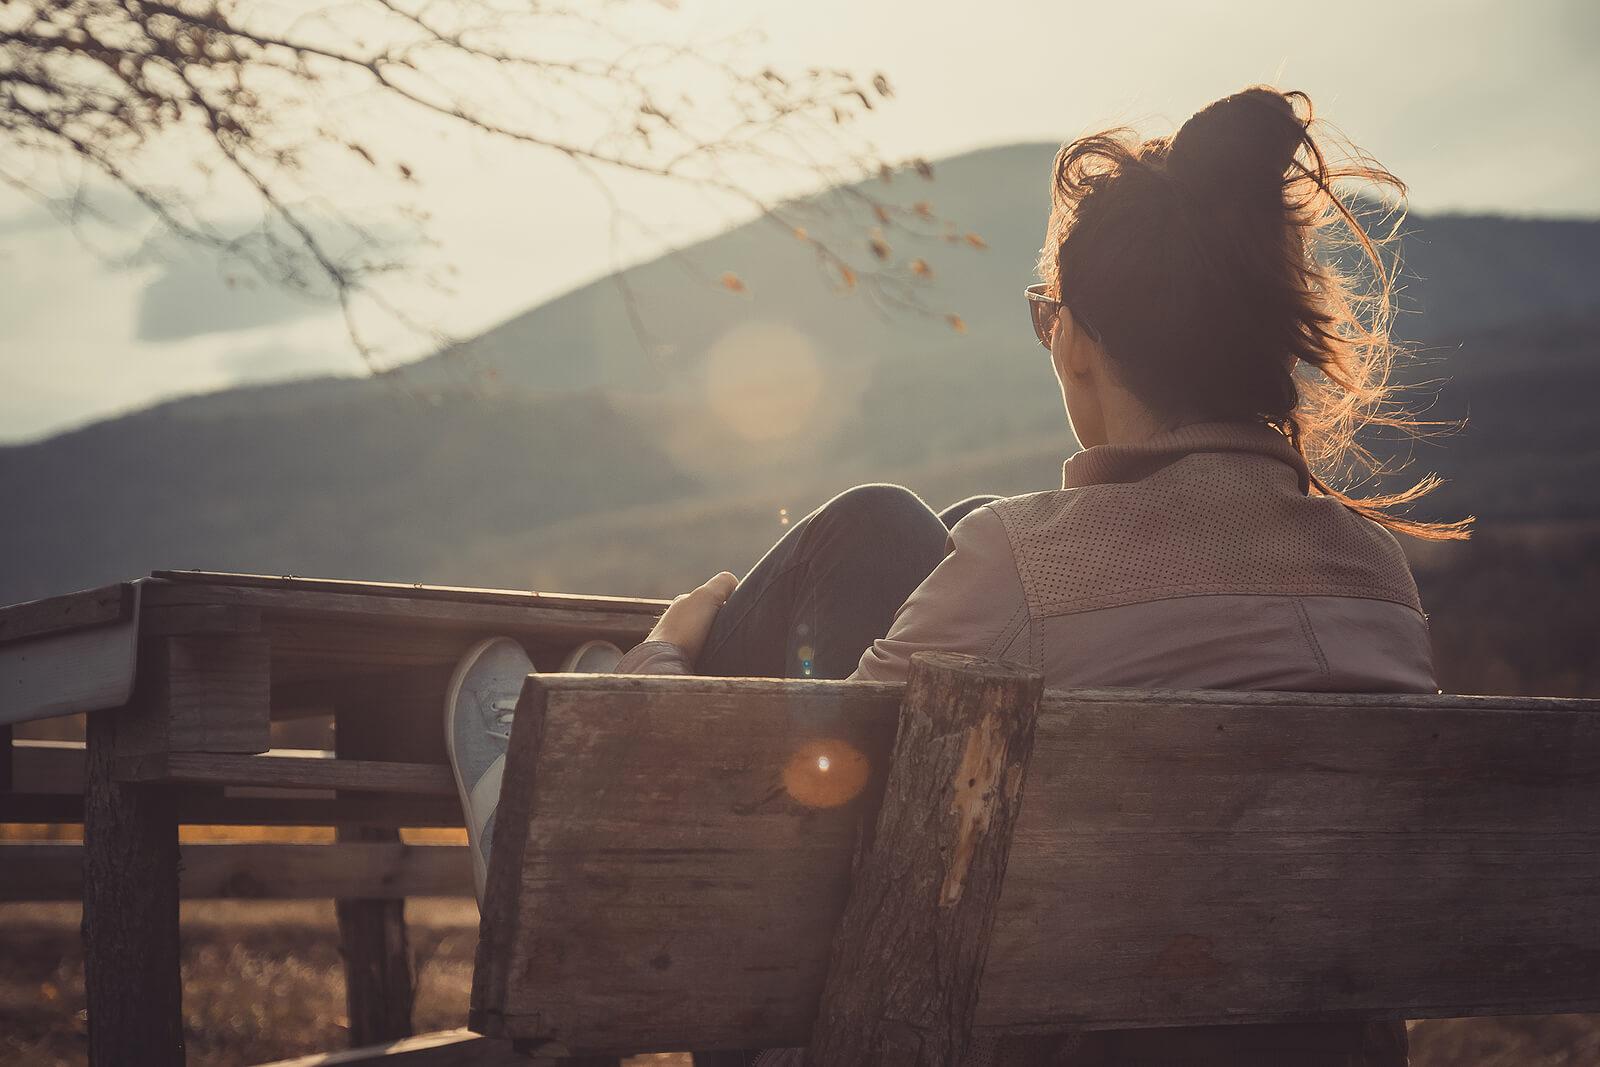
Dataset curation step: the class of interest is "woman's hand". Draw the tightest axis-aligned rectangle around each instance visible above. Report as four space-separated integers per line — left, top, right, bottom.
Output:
646 571 738 665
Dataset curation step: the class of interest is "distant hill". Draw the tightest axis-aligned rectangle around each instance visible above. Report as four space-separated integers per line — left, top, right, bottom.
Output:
0 385 691 602
3 142 1598 606
405 144 1600 393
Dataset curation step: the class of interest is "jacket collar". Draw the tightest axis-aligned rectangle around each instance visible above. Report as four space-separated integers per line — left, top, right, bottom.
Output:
1061 420 1312 493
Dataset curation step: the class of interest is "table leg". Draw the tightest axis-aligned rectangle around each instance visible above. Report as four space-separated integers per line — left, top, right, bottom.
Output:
334 703 416 1046
83 706 184 1065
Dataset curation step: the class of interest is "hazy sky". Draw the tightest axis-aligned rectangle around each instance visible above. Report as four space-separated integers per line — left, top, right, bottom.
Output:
3 0 1596 442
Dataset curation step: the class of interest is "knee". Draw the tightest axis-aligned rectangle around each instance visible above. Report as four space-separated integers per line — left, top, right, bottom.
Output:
786 484 947 596
804 484 946 568
815 483 930 532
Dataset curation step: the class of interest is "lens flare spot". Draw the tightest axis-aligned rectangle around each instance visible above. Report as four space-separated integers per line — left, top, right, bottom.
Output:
783 740 868 808
704 322 823 441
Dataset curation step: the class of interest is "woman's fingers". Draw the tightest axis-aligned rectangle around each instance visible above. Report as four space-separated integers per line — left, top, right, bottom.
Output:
676 572 738 633
648 571 739 663
701 571 738 603
671 572 736 608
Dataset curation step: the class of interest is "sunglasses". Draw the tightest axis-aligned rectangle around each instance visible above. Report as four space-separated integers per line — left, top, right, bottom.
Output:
1025 283 1102 349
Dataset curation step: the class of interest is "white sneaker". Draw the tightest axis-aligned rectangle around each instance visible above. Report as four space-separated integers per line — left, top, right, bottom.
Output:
443 636 534 907
560 639 624 673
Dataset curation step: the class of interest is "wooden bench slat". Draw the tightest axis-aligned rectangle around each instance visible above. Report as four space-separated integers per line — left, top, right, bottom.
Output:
114 751 457 795
471 674 903 1054
12 741 460 797
0 789 464 827
977 695 1600 1030
0 841 472 901
6 742 464 826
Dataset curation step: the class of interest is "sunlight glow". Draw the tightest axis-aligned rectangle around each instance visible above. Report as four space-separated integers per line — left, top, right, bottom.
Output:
704 321 823 441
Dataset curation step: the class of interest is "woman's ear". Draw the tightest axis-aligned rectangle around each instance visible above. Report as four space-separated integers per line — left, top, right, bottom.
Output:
1051 307 1098 382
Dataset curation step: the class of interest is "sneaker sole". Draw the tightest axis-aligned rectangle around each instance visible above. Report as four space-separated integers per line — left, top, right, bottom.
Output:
444 635 527 904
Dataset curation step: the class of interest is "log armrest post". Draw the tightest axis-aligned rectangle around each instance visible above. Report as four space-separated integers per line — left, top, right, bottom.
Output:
806 652 1044 1067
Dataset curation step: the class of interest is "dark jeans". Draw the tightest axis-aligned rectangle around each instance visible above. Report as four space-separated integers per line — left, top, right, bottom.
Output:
697 484 999 682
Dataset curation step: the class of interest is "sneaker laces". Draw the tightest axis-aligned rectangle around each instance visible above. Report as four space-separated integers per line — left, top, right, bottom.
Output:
485 695 519 740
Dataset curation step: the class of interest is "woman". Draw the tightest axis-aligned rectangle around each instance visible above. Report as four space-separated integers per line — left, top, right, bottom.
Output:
447 85 1468 1066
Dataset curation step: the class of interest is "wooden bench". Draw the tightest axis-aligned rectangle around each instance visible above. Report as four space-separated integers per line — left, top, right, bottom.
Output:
469 653 1600 1065
6 575 1599 1065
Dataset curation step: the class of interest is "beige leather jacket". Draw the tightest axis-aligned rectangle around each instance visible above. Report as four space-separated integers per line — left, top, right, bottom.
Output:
852 420 1436 694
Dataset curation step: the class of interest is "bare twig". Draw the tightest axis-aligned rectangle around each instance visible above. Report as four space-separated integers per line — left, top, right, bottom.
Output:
1 0 977 373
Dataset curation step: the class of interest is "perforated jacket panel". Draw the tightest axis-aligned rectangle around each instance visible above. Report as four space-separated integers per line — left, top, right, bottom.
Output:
993 449 1421 619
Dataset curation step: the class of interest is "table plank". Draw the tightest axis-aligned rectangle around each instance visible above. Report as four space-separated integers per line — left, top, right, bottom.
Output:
1 585 141 726
0 583 133 646
114 751 458 796
144 581 661 644
151 570 667 614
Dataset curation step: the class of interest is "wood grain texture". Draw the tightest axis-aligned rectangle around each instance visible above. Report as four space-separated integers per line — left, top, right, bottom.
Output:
974 693 1600 1031
470 677 1600 1056
2 841 473 901
0 583 132 646
83 705 185 1065
143 579 661 644
264 618 490 680
115 633 272 757
0 598 140 726
470 674 903 1055
114 751 456 795
142 603 262 637
809 653 1044 1067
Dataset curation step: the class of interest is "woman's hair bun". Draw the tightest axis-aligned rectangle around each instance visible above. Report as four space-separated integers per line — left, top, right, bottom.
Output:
1167 86 1306 199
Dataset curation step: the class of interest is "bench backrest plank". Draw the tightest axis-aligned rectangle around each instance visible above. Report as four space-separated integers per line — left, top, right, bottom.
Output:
472 675 902 1054
471 675 1600 1057
984 690 1600 1031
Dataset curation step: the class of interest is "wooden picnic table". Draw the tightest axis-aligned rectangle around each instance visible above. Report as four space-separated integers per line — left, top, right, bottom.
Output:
0 570 667 1066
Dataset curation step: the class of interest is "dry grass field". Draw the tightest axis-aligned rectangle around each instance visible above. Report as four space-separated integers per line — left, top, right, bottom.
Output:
1 894 1597 1066
0 898 699 1067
